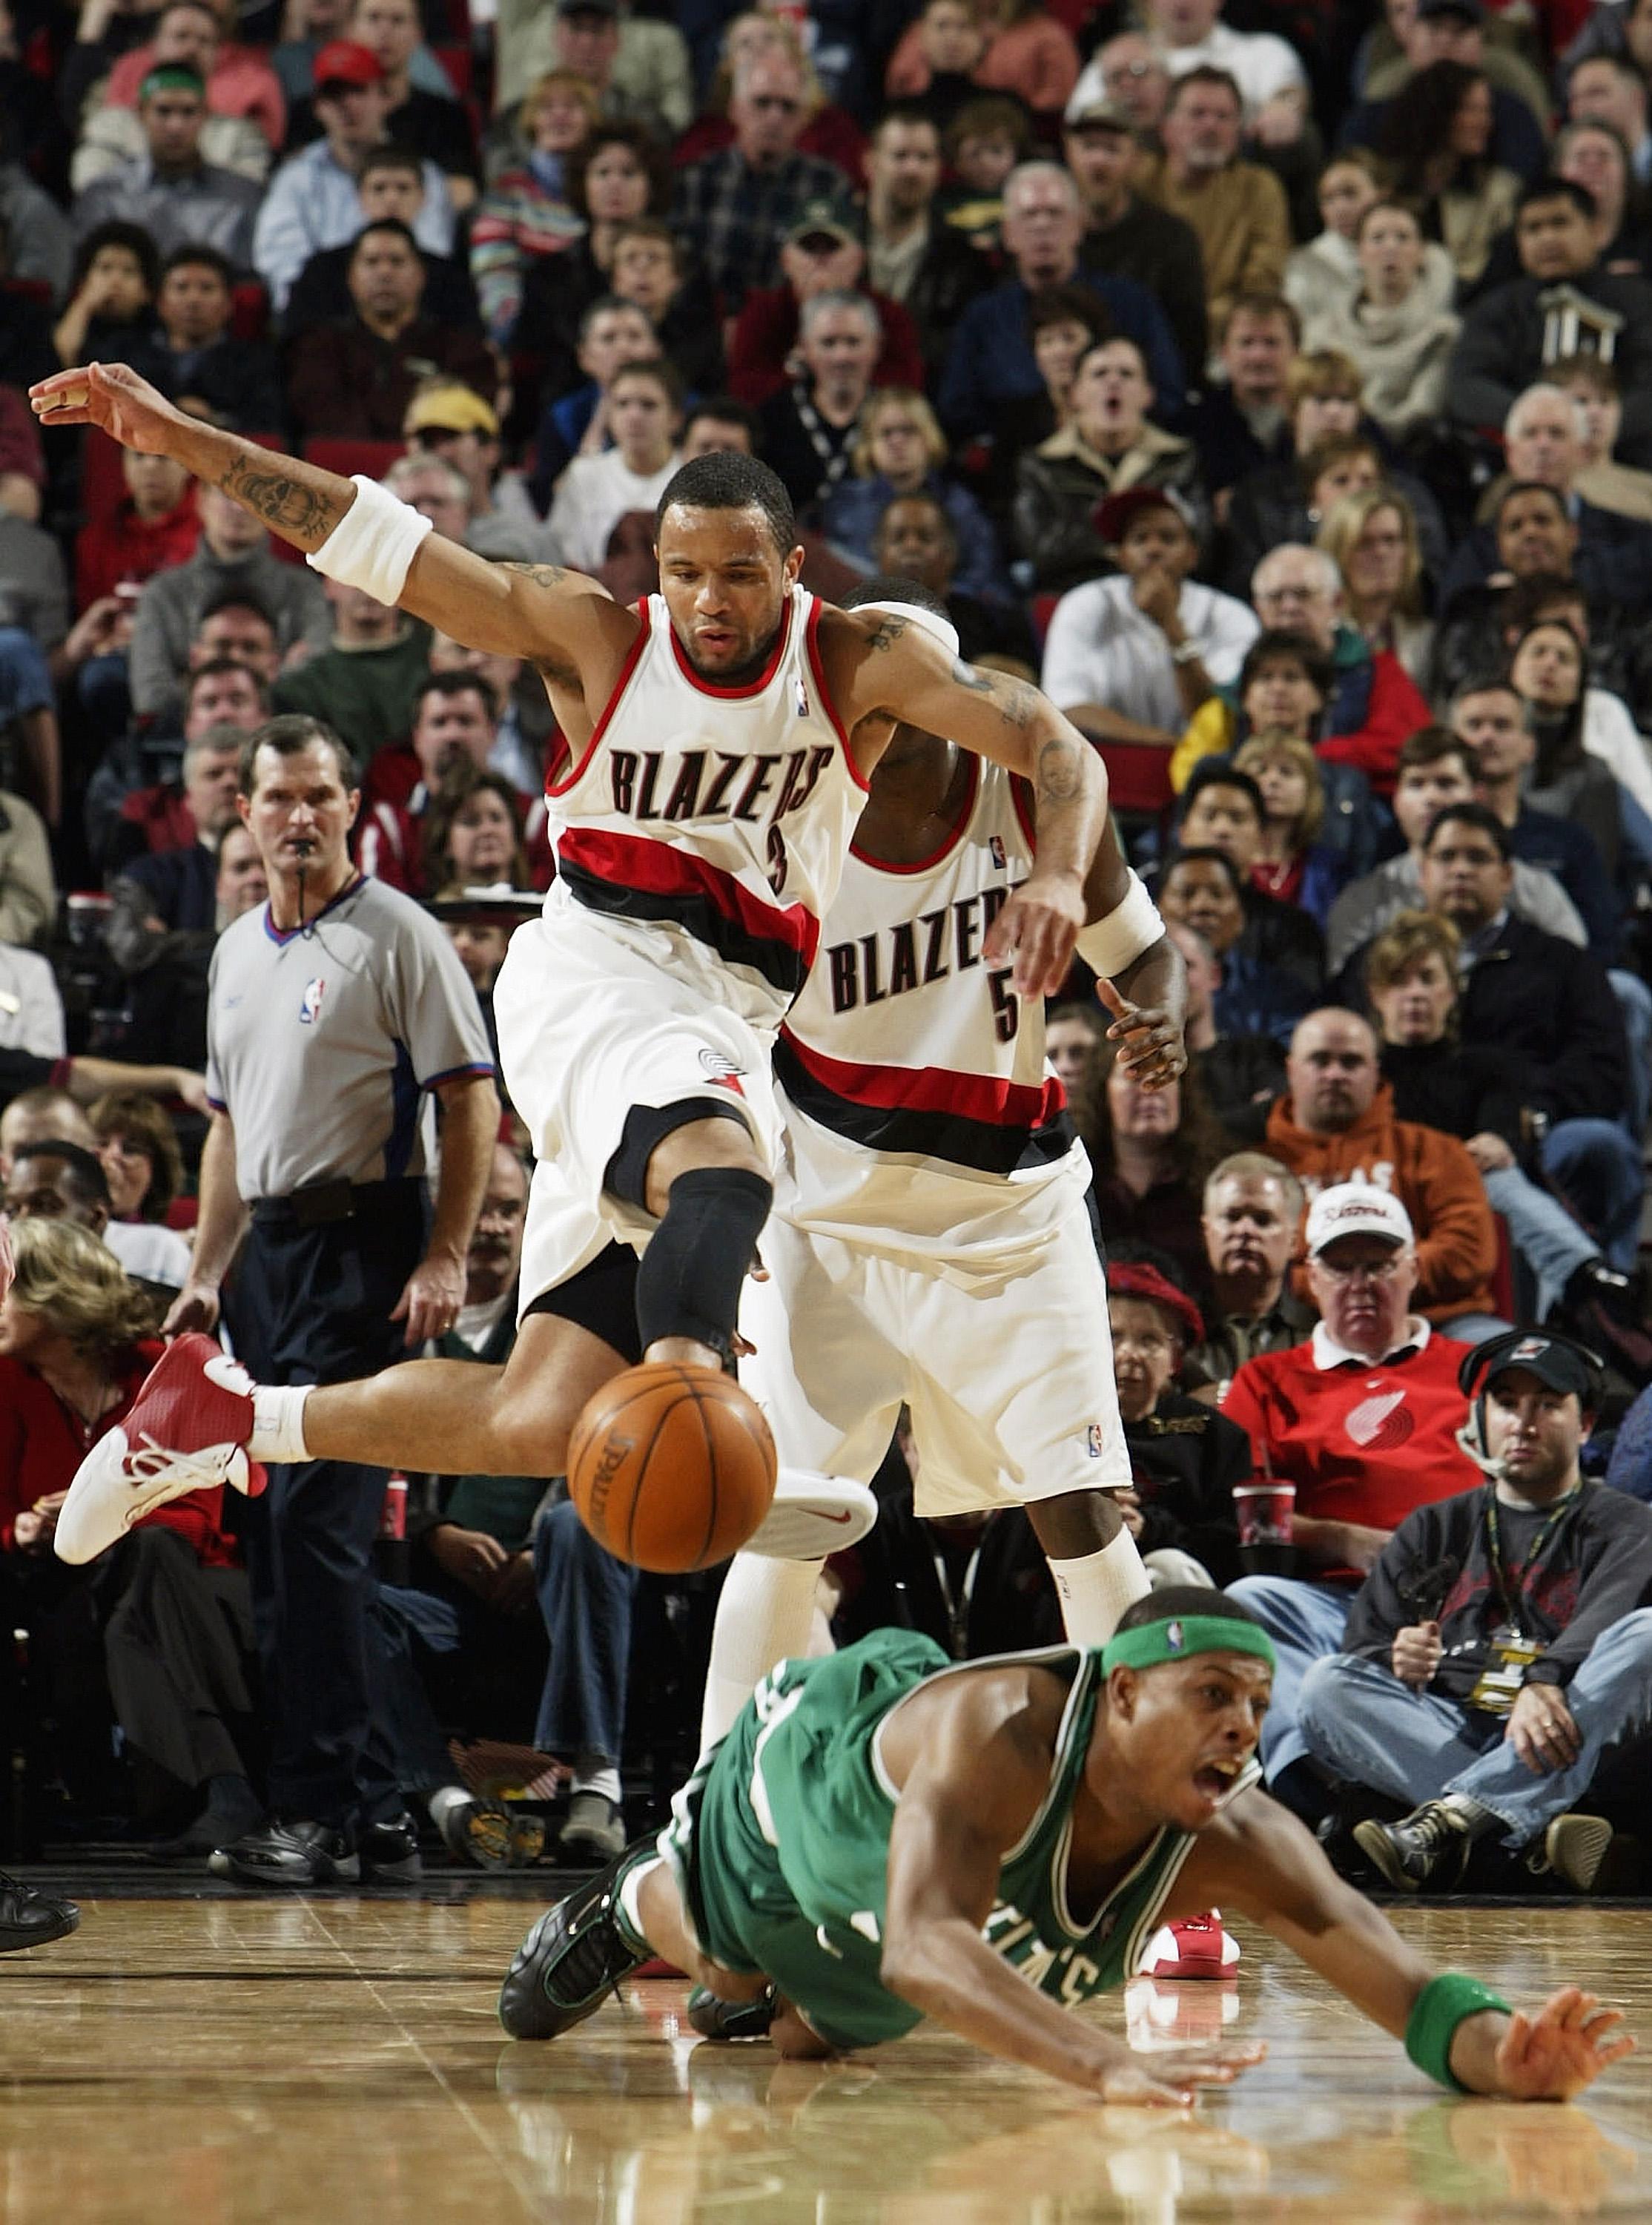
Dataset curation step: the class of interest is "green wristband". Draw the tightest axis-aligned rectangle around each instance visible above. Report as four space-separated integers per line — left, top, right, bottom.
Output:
1405 1971 1513 2092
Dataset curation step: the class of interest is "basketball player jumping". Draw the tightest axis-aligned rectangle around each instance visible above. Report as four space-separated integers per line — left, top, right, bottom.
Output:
35 363 1154 1641
498 1592 1634 2109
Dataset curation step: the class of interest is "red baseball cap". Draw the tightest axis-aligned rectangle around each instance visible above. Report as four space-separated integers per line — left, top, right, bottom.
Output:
314 39 383 92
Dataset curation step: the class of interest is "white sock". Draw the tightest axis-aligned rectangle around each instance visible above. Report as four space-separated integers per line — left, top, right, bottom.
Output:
615 1853 658 1953
1047 1527 1152 1648
698 1552 824 1747
571 1758 621 1804
248 1383 313 1463
426 1784 472 1827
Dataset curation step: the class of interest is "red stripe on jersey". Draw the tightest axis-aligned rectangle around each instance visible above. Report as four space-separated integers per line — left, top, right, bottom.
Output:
546 601 651 801
558 826 820 960
779 1026 1065 1128
804 598 870 795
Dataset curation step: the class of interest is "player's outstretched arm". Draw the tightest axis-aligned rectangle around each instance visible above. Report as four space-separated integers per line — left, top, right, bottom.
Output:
881 1677 1265 2104
30 363 627 668
1210 1792 1633 2100
827 610 1108 997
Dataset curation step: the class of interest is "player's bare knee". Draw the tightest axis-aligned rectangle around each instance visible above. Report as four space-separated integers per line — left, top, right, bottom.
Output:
1026 1488 1123 1562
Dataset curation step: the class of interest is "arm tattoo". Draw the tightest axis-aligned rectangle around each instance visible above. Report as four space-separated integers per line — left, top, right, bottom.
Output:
1036 732 1084 805
949 656 1038 731
220 455 345 544
864 613 910 653
502 561 572 590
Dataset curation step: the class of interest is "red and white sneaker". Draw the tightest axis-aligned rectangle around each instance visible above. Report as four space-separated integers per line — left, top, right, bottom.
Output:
1135 1910 1240 1981
53 1334 263 1565
741 1468 878 1560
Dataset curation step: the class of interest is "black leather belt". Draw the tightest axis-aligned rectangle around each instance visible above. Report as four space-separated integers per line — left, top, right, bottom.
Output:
250 1176 418 1229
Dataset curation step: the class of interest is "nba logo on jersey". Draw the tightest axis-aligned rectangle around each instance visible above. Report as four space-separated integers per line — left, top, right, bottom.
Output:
1086 1423 1106 1457
794 675 809 717
989 836 1008 870
299 976 327 1026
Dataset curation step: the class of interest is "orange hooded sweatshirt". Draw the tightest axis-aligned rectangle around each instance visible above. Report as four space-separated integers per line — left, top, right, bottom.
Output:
1264 1083 1499 1325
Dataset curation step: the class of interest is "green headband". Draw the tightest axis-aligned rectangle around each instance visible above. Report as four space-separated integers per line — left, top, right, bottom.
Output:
142 65 205 100
1102 1614 1277 1676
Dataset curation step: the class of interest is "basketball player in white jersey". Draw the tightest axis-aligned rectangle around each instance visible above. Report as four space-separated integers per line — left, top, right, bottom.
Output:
34 363 1134 1626
701 578 1182 1739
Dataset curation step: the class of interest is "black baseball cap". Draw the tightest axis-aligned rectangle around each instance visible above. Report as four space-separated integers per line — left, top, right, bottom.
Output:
1461 1331 1600 1403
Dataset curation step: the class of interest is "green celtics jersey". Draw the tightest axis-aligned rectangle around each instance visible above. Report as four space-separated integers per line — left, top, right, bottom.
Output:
667 1626 1256 2051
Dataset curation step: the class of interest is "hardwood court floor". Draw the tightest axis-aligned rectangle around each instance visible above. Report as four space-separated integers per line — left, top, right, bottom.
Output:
3 1896 1651 2223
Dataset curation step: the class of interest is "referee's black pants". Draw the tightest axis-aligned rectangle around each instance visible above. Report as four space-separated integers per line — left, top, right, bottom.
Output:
225 1181 427 1831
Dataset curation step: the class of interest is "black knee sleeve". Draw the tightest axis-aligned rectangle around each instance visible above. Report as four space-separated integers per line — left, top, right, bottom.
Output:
635 1166 773 1362
604 1097 753 1210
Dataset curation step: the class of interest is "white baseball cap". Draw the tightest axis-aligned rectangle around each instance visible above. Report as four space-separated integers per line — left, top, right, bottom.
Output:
1304 1182 1414 1258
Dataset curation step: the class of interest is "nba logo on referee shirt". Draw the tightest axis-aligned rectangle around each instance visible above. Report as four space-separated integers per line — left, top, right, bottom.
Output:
299 977 326 1026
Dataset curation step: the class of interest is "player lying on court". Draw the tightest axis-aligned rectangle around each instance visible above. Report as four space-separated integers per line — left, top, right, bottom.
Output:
33 363 1144 1651
498 1594 1633 2109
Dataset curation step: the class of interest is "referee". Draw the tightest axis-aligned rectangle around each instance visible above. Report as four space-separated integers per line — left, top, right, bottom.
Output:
168 714 498 1888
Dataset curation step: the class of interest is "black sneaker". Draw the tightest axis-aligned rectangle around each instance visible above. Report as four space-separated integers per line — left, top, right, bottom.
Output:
360 1812 423 1883
1353 1801 1473 1891
687 1982 776 2041
0 1871 79 1952
1556 1265 1652 1388
498 1839 655 2040
208 1820 361 1888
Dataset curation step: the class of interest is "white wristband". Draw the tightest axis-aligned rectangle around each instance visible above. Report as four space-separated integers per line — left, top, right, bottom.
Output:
1075 871 1164 979
305 475 434 607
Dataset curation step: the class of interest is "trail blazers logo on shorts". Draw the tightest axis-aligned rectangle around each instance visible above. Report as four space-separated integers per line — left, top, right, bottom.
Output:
698 1046 747 1096
298 977 327 1026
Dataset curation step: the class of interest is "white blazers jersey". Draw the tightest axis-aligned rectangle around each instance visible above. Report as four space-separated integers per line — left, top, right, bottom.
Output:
545 585 867 1019
772 756 1091 1267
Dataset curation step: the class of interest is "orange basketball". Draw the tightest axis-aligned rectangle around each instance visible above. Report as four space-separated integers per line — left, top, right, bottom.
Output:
566 1362 777 1572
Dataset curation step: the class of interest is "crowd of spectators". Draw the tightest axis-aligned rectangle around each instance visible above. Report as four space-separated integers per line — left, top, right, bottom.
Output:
4 0 1652 1901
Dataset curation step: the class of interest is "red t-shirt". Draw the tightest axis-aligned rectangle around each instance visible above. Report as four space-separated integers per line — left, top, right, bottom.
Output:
75 490 200 614
1220 1326 1481 1583
0 1340 241 1564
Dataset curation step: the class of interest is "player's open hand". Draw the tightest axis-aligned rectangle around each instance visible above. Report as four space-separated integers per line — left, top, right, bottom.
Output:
984 866 1086 998
1098 979 1186 1090
1095 2036 1266 2107
30 360 188 452
1491 1988 1634 2100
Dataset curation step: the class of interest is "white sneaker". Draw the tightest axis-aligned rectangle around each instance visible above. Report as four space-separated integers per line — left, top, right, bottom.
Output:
53 1429 249 1564
740 1468 877 1559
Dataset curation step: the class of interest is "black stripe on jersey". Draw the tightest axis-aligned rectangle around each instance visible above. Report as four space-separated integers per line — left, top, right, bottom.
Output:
561 856 808 995
773 1035 1077 1176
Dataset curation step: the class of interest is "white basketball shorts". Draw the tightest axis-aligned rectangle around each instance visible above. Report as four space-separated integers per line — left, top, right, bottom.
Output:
495 889 784 1301
739 1188 1131 1516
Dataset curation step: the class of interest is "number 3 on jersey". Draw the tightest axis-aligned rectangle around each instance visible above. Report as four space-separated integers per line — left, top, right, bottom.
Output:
767 823 788 896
